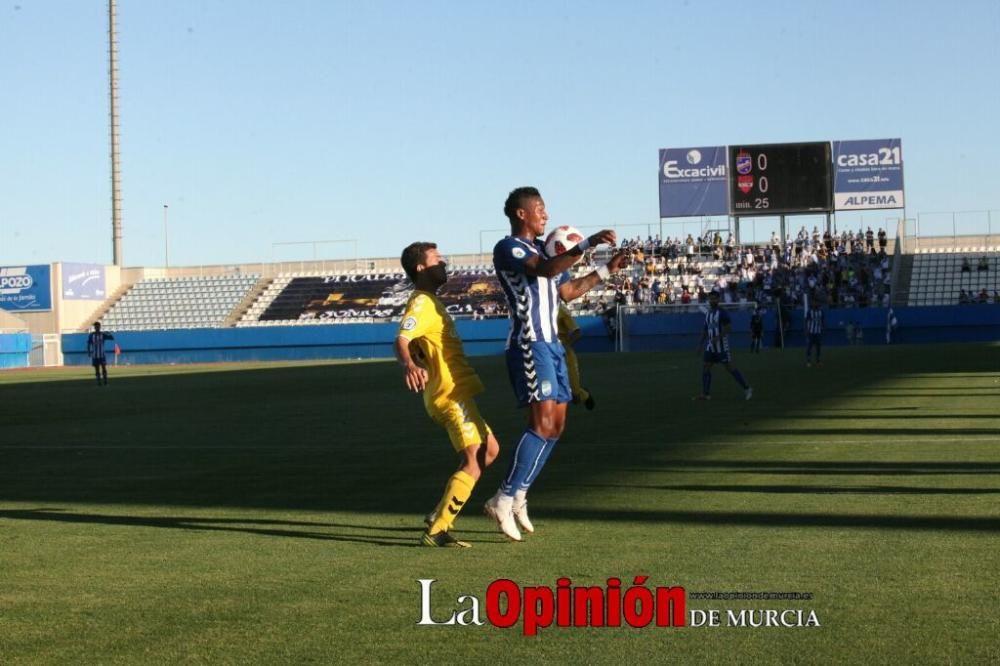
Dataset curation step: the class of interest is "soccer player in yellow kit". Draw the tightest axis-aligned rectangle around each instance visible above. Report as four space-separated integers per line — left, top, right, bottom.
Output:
395 242 501 548
556 304 594 410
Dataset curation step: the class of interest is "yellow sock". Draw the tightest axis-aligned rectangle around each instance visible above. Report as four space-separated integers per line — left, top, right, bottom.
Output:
565 346 589 402
430 470 476 534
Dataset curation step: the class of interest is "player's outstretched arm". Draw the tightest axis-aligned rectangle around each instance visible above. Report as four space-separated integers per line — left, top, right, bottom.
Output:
558 248 631 303
393 336 427 393
526 230 617 279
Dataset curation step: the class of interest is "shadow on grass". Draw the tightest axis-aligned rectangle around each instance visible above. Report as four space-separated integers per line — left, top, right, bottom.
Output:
627 460 1000 476
581 482 1000 495
2 345 999 532
0 508 433 547
538 506 1000 532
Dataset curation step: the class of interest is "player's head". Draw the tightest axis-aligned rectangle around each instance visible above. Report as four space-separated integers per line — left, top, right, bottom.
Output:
503 186 547 237
93 322 101 331
709 289 721 308
401 242 448 290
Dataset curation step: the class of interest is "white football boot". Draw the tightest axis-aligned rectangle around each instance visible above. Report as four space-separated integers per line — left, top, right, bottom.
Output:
484 492 522 542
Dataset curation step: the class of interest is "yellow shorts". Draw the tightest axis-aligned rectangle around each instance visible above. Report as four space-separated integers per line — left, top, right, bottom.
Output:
428 398 492 452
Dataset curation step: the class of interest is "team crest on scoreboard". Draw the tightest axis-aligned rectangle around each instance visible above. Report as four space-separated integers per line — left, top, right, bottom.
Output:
736 151 752 175
737 175 754 194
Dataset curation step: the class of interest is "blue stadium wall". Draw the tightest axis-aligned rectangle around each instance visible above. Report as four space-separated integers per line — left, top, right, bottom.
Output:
0 333 31 369
621 305 1000 352
61 306 998 366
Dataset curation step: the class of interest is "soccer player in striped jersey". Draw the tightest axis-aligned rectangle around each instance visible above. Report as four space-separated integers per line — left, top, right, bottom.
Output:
395 242 501 548
86 322 115 386
695 290 752 401
484 186 630 541
805 301 824 367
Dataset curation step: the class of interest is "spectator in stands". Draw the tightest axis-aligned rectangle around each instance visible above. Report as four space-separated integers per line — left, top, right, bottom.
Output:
959 289 971 304
86 322 115 386
978 255 989 271
961 257 971 273
994 291 1000 304
865 227 875 251
878 228 887 250
978 288 989 304
396 241 500 548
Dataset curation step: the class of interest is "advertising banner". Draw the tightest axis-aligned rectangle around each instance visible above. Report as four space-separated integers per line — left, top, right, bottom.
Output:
0 265 52 311
658 146 729 217
61 263 107 300
833 138 904 210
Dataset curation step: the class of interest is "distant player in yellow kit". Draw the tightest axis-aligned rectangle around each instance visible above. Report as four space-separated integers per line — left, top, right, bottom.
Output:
557 304 595 410
395 242 501 547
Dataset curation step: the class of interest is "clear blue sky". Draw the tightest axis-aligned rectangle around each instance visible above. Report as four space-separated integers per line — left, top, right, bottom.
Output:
1 0 998 267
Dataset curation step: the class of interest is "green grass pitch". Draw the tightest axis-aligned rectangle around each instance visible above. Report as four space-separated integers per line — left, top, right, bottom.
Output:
1 343 999 663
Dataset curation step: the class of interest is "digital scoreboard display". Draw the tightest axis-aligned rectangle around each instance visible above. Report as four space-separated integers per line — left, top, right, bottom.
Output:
728 142 833 215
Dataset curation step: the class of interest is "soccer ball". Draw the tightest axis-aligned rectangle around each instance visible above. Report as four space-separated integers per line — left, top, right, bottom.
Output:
544 225 585 257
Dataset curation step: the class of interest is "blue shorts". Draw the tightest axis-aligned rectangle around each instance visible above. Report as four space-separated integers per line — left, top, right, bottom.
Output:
703 350 731 365
506 340 572 407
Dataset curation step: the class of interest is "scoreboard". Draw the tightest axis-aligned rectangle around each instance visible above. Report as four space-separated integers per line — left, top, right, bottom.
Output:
728 142 832 216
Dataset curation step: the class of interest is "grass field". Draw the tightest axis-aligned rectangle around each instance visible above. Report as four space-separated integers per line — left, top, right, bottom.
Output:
2 344 999 664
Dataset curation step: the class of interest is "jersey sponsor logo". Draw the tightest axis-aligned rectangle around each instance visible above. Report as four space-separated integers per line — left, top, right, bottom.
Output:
512 247 526 259
401 316 417 331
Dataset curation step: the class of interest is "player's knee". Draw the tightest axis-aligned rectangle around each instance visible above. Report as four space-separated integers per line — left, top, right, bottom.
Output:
483 435 500 467
459 450 482 480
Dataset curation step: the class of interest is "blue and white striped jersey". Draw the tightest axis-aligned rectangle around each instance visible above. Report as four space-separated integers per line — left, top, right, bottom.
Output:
493 236 570 347
806 308 824 335
88 331 113 361
704 307 731 353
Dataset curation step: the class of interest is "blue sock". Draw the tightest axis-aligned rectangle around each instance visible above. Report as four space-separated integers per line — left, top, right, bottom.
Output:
731 369 749 389
500 429 547 497
523 437 558 488
702 370 712 396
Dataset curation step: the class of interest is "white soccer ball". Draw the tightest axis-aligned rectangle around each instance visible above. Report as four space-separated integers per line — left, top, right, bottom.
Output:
544 225 585 257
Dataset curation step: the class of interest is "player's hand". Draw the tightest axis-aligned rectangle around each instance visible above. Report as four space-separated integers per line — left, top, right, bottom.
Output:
606 249 632 272
403 363 428 392
588 230 617 247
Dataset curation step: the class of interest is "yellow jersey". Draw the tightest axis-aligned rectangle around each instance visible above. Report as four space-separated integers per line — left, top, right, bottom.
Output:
556 304 579 343
398 291 484 408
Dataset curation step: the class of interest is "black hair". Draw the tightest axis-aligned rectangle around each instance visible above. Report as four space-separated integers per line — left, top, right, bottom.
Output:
503 186 541 224
400 242 437 282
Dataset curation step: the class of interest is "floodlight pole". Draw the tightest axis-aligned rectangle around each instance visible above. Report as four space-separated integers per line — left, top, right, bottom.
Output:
163 204 169 267
109 0 123 265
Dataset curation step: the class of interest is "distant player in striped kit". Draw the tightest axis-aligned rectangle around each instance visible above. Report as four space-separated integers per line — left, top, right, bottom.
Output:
805 301 824 367
695 290 752 401
749 305 764 353
86 322 115 386
484 186 630 542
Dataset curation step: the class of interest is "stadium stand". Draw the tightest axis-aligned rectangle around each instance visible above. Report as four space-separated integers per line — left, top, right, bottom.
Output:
99 274 260 330
238 266 507 325
908 248 999 305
